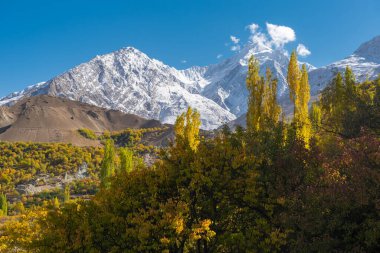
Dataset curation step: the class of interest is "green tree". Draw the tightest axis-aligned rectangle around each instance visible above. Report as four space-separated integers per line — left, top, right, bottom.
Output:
309 102 321 130
344 66 356 100
52 197 60 209
64 185 70 203
263 67 282 126
119 147 134 173
0 193 7 216
100 139 116 188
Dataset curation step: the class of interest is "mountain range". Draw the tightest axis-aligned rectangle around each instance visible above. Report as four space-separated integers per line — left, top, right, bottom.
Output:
1 35 380 130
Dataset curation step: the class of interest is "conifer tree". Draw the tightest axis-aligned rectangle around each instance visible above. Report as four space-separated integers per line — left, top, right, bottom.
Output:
100 139 116 188
0 193 7 216
119 147 133 173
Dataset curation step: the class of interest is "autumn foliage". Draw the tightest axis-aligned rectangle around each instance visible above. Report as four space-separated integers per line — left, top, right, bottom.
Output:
1 54 379 252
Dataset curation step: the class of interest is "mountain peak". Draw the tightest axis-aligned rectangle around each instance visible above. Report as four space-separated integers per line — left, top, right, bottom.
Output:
118 46 143 54
353 35 380 63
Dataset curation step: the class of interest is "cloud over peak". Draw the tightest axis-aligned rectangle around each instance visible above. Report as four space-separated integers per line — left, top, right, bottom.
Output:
296 44 311 57
243 22 310 57
266 23 296 47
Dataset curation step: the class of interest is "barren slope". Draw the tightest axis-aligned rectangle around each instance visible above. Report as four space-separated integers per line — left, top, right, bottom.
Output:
0 95 162 145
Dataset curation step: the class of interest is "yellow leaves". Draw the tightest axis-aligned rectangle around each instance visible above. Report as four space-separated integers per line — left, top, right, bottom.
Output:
323 165 347 184
246 56 263 132
287 51 301 104
287 52 312 148
160 236 170 245
190 219 216 242
172 216 184 235
0 207 47 252
246 56 281 132
174 107 201 151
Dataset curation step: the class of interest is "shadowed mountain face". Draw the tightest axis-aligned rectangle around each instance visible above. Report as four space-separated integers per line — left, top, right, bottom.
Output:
0 95 162 146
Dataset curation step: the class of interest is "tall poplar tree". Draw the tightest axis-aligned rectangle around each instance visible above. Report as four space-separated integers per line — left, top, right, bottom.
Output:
64 185 70 203
344 66 356 100
263 67 281 125
246 57 281 132
287 52 311 147
246 56 264 132
287 51 301 113
119 147 134 173
100 139 116 188
0 193 7 216
174 107 201 151
298 64 311 146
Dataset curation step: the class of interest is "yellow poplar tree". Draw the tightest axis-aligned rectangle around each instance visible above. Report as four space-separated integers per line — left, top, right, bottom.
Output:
263 67 282 125
298 64 311 147
174 107 201 151
287 51 301 111
246 56 264 132
287 52 311 147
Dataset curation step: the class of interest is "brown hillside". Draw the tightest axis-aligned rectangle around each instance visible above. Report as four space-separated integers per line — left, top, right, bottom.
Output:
0 95 162 146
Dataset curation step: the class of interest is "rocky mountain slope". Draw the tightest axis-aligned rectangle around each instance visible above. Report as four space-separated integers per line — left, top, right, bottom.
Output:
1 36 380 130
308 35 380 94
0 48 235 130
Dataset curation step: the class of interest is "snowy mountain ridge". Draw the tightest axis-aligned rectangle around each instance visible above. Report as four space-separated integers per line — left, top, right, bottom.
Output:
1 36 380 129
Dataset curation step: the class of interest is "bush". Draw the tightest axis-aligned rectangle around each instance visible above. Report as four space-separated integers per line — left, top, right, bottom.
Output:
78 129 98 140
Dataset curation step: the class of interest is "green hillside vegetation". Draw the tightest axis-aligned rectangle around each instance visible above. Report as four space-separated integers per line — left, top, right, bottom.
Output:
0 142 104 193
78 128 98 140
0 54 379 252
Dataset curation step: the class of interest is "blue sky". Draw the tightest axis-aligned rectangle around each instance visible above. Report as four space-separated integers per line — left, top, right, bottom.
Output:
0 0 379 97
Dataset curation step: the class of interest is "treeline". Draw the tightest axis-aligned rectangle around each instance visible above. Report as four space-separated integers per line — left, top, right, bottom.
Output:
0 142 104 194
0 52 379 252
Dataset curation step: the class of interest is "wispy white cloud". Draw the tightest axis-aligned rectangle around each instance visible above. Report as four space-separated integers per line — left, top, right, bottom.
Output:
229 35 241 51
216 54 223 59
230 45 241 51
230 35 240 44
227 22 310 57
247 23 259 34
266 23 296 48
296 44 311 57
250 32 271 48
181 60 187 64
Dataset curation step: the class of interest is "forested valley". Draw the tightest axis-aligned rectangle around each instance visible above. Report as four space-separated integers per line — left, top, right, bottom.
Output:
0 52 379 252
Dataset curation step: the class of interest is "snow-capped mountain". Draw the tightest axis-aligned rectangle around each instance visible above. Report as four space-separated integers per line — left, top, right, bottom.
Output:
309 35 380 95
1 35 380 129
0 48 235 130
199 42 316 116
